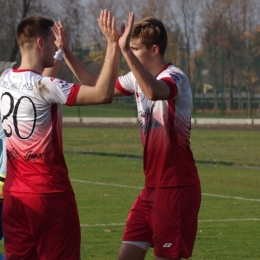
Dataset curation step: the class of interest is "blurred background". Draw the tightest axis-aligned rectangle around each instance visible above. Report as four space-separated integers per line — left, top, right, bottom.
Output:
1 0 260 118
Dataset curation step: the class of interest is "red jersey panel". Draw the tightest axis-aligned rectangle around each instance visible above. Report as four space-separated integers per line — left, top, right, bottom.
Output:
116 63 199 187
0 69 80 196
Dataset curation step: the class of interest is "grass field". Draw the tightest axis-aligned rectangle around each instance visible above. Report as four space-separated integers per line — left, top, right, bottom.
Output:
60 126 260 260
61 102 260 119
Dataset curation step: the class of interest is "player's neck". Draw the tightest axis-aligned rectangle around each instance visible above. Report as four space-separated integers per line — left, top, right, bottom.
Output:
19 54 44 75
149 59 167 77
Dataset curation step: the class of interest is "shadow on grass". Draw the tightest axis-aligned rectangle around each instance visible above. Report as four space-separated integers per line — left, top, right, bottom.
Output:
196 160 260 169
64 150 143 160
64 151 260 169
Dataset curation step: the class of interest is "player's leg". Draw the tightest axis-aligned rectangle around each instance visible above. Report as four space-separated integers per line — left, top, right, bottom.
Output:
152 184 201 259
117 189 153 260
118 242 148 260
3 195 39 259
26 192 81 260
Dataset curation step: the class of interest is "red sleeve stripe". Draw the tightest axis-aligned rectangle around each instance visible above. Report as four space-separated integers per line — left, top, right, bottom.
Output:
66 84 81 106
116 79 133 96
161 77 178 99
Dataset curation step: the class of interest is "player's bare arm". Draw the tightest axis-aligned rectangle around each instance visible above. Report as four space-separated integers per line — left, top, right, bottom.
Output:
74 9 120 105
119 13 170 101
61 20 98 86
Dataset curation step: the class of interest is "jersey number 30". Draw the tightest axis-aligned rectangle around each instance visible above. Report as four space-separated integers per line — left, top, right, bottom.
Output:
1 92 36 139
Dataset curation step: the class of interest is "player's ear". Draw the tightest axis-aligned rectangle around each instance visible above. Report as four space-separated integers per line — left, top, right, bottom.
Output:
151 45 159 55
36 38 44 50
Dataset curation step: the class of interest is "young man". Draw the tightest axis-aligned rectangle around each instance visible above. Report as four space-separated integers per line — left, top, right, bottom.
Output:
115 14 201 260
0 10 120 259
62 13 201 260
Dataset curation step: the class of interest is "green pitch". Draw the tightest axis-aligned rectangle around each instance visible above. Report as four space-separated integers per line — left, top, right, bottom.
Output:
1 127 259 259
63 127 260 260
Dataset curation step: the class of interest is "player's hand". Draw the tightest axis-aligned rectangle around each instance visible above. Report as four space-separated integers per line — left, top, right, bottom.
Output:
0 174 5 200
97 9 119 44
118 12 134 53
52 21 69 53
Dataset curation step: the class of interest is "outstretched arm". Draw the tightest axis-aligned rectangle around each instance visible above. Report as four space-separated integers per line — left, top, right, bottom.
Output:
74 9 120 105
63 49 97 86
62 22 98 86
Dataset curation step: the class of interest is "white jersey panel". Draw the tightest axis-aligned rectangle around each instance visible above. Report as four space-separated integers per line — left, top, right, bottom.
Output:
0 69 77 195
118 64 199 187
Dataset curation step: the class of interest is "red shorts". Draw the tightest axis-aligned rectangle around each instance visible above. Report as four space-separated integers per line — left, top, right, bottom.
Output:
122 184 201 259
3 192 81 260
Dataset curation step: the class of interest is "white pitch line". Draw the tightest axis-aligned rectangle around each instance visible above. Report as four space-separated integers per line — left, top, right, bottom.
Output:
202 193 260 202
70 179 143 189
198 218 260 222
80 218 260 227
70 179 260 202
81 223 125 227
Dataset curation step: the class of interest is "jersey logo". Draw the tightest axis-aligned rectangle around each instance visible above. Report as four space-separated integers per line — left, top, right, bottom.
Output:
163 243 172 248
50 77 55 82
169 72 182 84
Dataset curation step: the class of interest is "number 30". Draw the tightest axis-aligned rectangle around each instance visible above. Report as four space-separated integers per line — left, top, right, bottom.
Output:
1 92 36 139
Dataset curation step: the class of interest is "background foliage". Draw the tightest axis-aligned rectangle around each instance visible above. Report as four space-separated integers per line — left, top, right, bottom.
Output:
1 0 260 117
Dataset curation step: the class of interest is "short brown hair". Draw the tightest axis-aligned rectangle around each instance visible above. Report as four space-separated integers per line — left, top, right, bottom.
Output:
17 15 54 47
131 17 168 56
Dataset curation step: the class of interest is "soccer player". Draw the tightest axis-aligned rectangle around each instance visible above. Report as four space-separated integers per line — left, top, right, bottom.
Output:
0 10 120 259
115 14 201 260
61 12 201 260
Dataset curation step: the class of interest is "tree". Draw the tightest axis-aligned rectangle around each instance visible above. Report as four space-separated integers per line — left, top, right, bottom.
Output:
199 0 260 115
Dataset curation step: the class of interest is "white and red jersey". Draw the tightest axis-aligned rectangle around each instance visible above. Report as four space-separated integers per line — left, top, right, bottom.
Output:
0 68 80 197
116 63 199 187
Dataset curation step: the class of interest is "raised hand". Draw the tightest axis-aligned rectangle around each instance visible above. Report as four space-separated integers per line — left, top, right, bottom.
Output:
97 9 119 44
118 12 134 53
52 21 69 52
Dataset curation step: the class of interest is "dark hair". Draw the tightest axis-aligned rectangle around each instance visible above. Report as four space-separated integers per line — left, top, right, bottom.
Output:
17 15 54 47
131 17 168 56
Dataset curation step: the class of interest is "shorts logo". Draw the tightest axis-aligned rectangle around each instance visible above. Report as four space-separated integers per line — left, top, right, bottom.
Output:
163 243 172 248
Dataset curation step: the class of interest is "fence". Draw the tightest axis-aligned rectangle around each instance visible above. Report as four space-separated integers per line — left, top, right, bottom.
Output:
62 93 260 118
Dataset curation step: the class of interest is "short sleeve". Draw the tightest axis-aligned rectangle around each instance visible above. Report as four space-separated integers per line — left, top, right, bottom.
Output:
160 77 178 99
116 72 135 95
159 68 189 98
38 77 78 105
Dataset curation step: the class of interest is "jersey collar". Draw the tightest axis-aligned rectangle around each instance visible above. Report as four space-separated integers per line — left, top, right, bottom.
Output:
155 63 172 78
13 68 41 75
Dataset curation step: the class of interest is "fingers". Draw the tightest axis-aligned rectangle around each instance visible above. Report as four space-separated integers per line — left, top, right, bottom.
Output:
53 21 64 36
119 12 134 37
52 23 59 35
112 16 116 32
128 12 134 28
97 10 105 28
98 9 113 29
107 10 111 28
118 12 135 52
52 20 68 51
